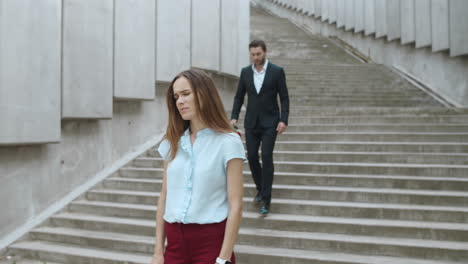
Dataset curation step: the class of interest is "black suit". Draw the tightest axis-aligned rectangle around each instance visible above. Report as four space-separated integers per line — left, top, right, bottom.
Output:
231 62 289 204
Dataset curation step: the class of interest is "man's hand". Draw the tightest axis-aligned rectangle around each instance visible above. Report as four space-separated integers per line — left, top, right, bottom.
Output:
230 119 238 126
276 122 287 135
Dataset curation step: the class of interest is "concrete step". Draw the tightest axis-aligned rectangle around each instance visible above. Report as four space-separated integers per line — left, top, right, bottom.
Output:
116 167 468 191
85 190 468 223
228 107 468 116
288 88 428 94
274 131 468 142
49 213 154 236
30 227 154 254
147 141 468 155
139 150 468 165
240 211 468 242
238 115 468 124
235 244 464 264
8 240 150 264
290 95 430 101
289 91 428 97
243 183 468 206
283 124 468 133
287 99 440 107
24 226 468 262
268 161 468 177
289 98 438 105
46 211 468 246
129 157 468 177
0 257 63 264
102 177 468 206
272 141 468 153
69 200 156 219
238 228 468 262
289 95 429 101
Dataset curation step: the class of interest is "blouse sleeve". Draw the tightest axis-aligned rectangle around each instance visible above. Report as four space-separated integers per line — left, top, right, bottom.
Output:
157 139 171 161
223 133 247 168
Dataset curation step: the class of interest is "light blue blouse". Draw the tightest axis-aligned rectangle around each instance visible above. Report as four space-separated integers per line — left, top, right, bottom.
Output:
157 128 246 224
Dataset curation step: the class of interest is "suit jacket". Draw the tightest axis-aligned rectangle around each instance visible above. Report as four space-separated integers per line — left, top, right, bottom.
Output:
231 62 289 129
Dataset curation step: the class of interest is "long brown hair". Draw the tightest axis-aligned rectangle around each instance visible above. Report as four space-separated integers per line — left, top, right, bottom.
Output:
164 69 233 161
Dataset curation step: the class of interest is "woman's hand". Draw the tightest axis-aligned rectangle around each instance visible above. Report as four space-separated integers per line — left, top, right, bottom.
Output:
151 254 164 264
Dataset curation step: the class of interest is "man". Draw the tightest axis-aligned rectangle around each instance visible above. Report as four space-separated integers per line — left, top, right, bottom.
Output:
231 39 289 216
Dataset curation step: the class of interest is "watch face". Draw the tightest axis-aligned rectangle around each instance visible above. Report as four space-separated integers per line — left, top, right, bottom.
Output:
225 261 232 264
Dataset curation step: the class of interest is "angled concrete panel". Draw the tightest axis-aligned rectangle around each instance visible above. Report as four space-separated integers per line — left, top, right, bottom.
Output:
221 0 239 76
415 0 432 48
295 0 305 14
192 0 220 72
364 0 376 36
307 0 315 16
386 0 400 41
156 0 191 82
375 0 387 38
354 0 365 33
449 0 468 56
238 0 250 69
401 0 415 44
315 0 322 18
0 0 61 144
337 0 346 28
114 0 155 100
321 0 329 21
295 0 303 13
62 0 114 119
345 0 355 31
431 0 449 52
329 0 337 23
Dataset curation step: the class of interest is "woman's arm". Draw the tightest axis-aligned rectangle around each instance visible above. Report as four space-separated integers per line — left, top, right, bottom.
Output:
152 162 168 264
217 158 244 262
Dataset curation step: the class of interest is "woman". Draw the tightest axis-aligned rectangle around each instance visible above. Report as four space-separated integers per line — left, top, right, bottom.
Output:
151 69 245 264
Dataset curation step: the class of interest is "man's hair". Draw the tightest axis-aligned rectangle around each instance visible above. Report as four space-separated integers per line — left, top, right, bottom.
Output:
249 39 267 52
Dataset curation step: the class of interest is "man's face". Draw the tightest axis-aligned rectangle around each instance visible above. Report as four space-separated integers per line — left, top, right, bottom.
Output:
250 46 266 66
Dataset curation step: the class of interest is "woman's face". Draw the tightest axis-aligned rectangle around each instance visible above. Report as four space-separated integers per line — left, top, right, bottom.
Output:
173 77 197 121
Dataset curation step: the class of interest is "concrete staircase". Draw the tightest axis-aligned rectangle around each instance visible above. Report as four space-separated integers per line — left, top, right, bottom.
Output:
4 5 468 264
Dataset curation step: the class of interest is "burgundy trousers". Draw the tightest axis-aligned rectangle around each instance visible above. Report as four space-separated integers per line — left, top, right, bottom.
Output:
164 219 236 264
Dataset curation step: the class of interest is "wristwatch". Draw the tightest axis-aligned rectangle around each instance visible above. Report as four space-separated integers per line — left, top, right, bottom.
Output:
216 257 232 264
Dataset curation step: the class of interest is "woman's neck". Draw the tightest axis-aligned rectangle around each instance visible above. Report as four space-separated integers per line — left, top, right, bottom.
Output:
189 118 206 136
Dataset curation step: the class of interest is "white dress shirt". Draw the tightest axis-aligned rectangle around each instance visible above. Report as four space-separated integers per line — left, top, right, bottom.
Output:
252 60 269 94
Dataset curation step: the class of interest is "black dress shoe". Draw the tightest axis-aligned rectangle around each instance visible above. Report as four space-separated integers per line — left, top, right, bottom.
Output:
253 192 262 204
259 201 270 216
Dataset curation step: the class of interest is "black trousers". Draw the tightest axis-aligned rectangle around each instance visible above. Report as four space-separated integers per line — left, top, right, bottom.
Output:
245 125 278 204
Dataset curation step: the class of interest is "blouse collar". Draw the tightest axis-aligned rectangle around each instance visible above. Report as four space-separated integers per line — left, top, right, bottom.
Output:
181 127 215 153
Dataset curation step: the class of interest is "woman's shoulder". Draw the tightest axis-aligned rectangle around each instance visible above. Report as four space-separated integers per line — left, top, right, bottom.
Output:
216 132 242 145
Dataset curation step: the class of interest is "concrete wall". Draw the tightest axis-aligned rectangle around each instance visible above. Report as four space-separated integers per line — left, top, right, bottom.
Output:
431 0 449 52
192 0 221 71
401 0 415 45
449 0 468 57
414 0 431 48
255 0 468 107
62 0 114 119
0 0 249 248
0 0 61 145
364 0 375 36
114 0 156 100
156 0 192 82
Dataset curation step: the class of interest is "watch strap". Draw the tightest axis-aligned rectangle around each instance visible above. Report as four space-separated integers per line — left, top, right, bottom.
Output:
216 257 231 264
